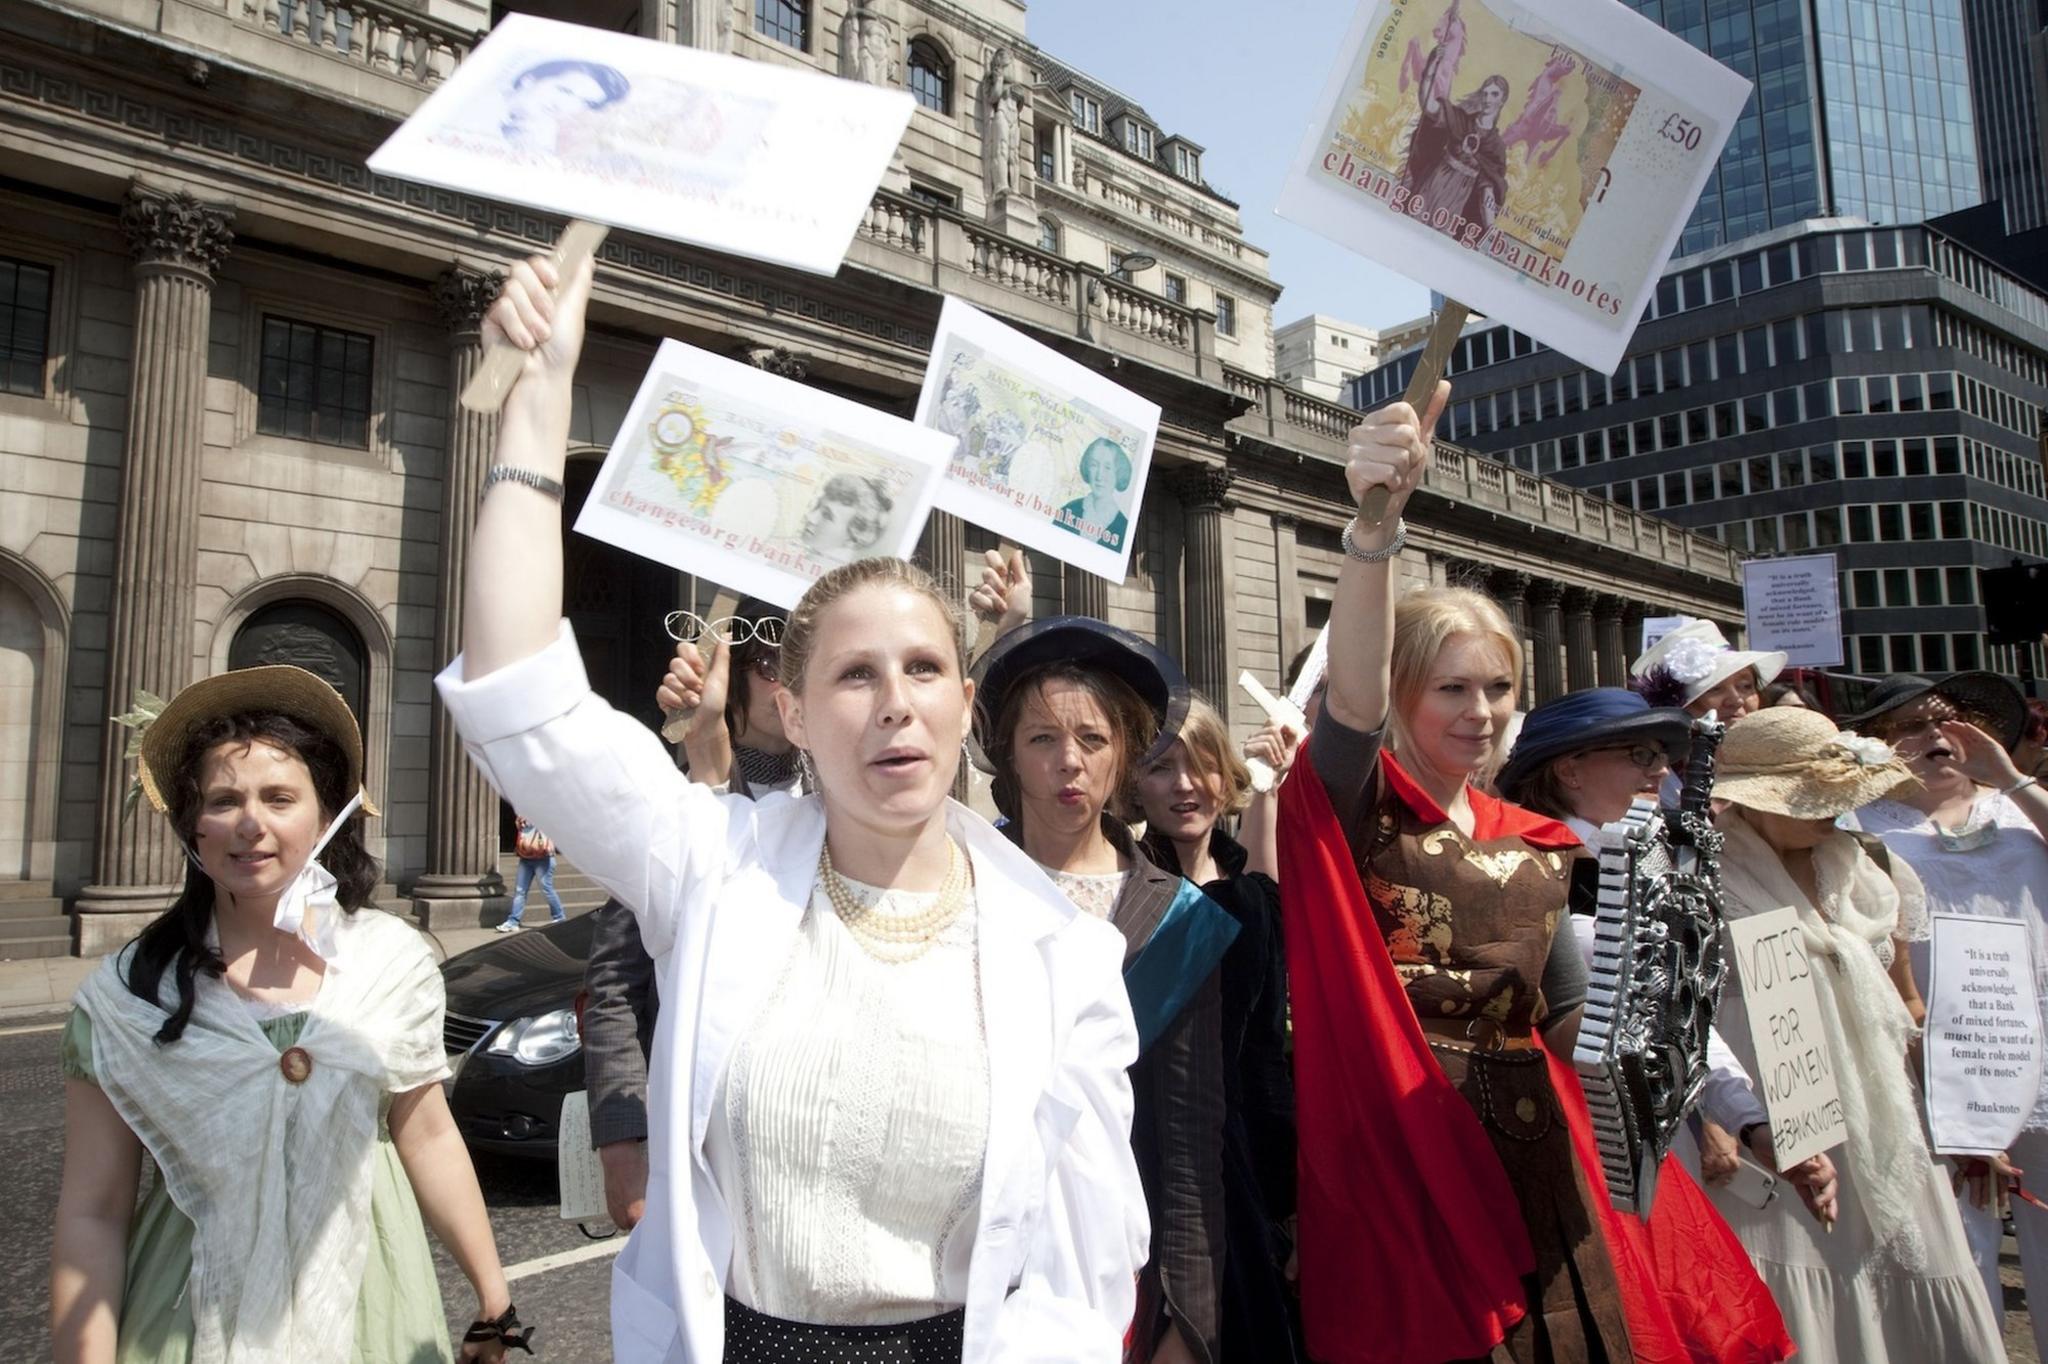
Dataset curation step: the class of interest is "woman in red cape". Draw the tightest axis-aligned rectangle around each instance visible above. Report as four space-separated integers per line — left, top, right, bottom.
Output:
1279 389 1790 1364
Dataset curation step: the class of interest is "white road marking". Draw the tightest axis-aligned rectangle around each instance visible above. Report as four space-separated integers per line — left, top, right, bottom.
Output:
502 1236 626 1283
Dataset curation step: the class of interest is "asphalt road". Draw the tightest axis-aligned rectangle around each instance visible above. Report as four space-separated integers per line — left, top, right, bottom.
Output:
4 1014 2041 1363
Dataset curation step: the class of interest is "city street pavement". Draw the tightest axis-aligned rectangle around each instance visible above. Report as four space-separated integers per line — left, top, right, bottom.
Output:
2 988 2042 1362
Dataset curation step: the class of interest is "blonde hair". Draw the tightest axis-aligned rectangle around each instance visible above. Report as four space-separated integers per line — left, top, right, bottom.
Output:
1387 586 1523 780
778 557 967 693
1154 695 1253 816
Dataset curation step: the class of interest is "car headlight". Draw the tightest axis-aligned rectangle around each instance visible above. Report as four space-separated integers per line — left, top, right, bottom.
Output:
485 1008 581 1066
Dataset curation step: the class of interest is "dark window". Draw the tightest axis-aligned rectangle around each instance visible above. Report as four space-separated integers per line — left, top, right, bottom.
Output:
1036 127 1056 181
907 38 949 113
1842 442 1869 479
1866 376 1893 414
1859 637 1887 672
755 0 808 47
257 316 372 448
1163 273 1187 305
1927 372 1956 410
0 257 52 396
1915 567 1942 603
1946 566 1974 603
908 183 957 210
1940 502 1966 538
1803 380 1831 418
1214 294 1236 337
1778 450 1806 486
1836 377 1864 415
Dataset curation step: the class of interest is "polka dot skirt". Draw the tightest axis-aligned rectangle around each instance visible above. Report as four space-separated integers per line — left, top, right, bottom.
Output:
723 1296 966 1363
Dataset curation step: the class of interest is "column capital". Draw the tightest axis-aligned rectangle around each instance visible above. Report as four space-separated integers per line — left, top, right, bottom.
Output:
1528 577 1565 610
120 186 234 278
1489 569 1531 605
1561 585 1599 616
1167 464 1236 511
1272 510 1301 531
733 343 811 382
1595 592 1629 621
431 264 505 335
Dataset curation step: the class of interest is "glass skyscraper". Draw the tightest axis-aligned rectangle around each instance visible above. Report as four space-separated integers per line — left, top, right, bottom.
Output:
1625 0 1983 254
1964 0 2048 233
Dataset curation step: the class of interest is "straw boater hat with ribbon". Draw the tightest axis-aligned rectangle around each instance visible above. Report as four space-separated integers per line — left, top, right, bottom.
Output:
126 666 379 818
1711 706 1916 820
1630 617 1787 711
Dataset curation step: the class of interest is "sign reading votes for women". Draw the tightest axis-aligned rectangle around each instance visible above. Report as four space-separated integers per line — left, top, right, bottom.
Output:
366 13 914 275
1278 0 1751 374
915 299 1162 585
1726 908 1847 1167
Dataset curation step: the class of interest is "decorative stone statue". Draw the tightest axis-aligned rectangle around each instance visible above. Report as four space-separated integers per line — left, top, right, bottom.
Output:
838 0 896 85
976 48 1031 200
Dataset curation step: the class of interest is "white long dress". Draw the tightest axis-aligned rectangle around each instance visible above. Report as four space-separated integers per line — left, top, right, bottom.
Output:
1704 825 2007 1364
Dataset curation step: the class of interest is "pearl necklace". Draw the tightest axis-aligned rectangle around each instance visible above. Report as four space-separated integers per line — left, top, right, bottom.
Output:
817 838 971 964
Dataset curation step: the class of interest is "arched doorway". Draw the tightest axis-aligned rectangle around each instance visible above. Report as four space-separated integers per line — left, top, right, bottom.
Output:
228 600 369 724
0 576 43 880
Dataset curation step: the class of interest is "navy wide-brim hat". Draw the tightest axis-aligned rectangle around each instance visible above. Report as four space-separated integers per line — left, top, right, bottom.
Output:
1496 687 1697 805
1838 671 2026 752
968 615 1190 775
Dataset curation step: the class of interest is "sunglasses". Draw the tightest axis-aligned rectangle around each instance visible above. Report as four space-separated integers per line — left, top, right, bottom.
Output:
663 610 787 648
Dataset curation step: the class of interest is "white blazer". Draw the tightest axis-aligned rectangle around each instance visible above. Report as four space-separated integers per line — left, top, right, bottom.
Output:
437 624 1149 1363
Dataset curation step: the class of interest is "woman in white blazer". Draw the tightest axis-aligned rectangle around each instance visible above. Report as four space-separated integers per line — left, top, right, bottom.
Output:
434 250 1148 1364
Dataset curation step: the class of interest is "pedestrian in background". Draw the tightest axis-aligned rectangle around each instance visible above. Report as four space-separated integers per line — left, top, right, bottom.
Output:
498 812 565 932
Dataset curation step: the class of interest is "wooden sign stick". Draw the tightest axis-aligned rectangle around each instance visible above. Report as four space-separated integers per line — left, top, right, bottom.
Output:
661 587 742 744
1360 299 1469 528
459 218 612 415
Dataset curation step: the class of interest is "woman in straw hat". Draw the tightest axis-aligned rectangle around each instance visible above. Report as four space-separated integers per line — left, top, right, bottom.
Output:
435 251 1147 1362
1706 706 2007 1363
49 667 523 1364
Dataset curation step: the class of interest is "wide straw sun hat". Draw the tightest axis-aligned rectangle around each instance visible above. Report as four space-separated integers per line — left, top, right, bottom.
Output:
1711 705 1915 821
133 666 378 817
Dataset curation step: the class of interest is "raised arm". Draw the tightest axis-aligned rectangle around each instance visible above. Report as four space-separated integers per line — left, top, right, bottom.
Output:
462 253 594 681
1322 385 1447 735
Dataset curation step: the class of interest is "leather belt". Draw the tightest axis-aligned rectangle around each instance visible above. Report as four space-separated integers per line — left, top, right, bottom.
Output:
1417 1017 1539 1052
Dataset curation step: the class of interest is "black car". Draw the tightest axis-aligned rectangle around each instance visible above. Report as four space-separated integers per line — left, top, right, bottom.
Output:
440 912 594 1160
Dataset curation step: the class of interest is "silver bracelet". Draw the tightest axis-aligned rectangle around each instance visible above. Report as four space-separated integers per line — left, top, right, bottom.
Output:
480 464 566 505
1341 516 1407 563
2005 775 2041 797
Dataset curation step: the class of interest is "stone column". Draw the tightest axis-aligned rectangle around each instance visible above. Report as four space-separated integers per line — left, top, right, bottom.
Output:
1272 513 1303 671
1171 467 1235 711
1530 579 1566 703
1062 562 1110 620
1622 602 1650 672
1563 587 1599 693
919 510 968 596
413 265 511 929
74 188 235 950
1488 569 1531 699
1595 594 1629 687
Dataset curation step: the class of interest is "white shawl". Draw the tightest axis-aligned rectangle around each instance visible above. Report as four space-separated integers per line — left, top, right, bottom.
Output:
74 909 449 1364
1718 810 1933 1270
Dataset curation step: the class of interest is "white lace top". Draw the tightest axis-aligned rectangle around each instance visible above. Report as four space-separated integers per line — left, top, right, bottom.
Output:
1046 867 1130 923
706 876 990 1324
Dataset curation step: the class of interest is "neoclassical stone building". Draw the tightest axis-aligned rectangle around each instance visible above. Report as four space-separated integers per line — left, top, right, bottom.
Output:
0 0 1743 955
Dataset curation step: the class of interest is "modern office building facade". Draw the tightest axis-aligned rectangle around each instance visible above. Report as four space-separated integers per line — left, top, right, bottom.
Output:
1625 0 1983 254
1349 219 2048 683
1964 0 2048 233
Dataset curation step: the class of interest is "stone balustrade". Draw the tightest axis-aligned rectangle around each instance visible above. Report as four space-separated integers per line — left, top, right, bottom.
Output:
238 0 470 86
861 195 931 257
1096 276 1192 349
964 227 1073 307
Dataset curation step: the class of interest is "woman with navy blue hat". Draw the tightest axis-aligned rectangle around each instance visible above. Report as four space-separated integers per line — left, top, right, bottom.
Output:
1495 688 1694 845
968 578 1236 1364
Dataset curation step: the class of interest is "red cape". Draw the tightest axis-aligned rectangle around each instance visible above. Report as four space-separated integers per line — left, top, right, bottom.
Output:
1280 748 1793 1363
1278 747 1533 1363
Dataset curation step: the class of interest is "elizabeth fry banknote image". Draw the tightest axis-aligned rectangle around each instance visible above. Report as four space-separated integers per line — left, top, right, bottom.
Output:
933 337 1146 554
595 380 919 576
421 44 771 192
1322 0 1638 264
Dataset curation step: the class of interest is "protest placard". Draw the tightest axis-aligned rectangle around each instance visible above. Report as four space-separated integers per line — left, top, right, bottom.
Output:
1725 907 1847 1167
915 298 1162 584
575 340 952 608
1924 912 2044 1156
1278 0 1751 374
366 13 913 276
1640 615 1686 656
1742 553 1844 668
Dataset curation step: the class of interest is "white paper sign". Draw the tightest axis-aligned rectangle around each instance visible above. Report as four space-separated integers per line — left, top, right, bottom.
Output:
1278 0 1752 374
1924 912 2044 1156
915 298 1162 584
556 1090 608 1222
366 14 914 276
1725 907 1847 1167
1640 615 1686 657
575 339 952 608
1742 553 1844 668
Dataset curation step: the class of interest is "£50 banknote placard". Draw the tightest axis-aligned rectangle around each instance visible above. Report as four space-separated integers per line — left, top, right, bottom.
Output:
367 13 912 276
575 340 952 609
916 298 1162 584
1278 0 1750 374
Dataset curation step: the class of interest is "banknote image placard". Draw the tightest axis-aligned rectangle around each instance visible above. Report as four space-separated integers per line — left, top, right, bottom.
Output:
1278 0 1751 374
575 339 952 609
915 298 1163 584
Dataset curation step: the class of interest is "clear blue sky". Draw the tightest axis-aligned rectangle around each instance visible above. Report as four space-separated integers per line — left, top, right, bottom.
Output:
1023 0 1434 332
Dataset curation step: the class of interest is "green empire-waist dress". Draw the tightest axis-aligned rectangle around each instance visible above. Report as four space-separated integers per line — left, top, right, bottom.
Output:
62 1007 454 1364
